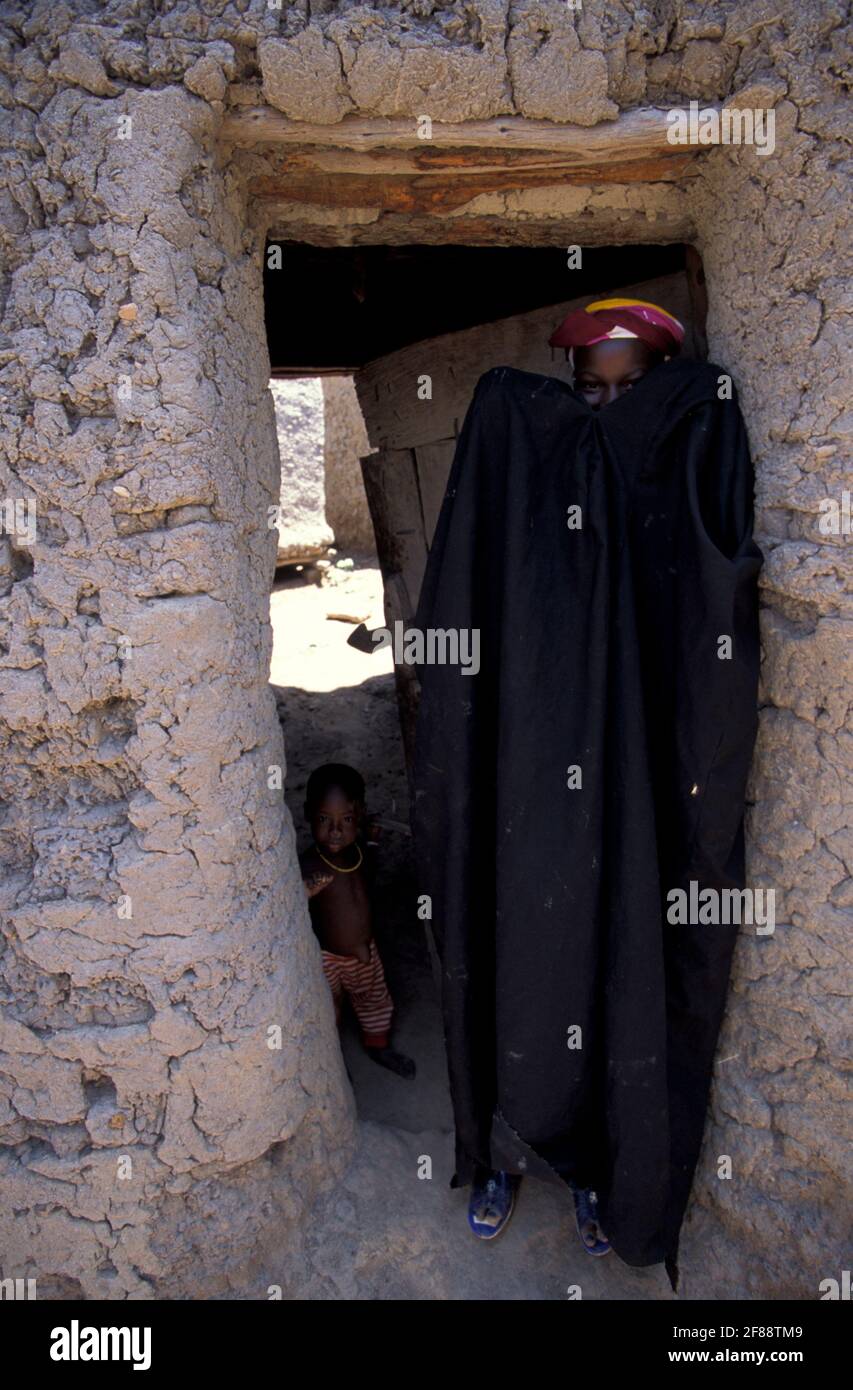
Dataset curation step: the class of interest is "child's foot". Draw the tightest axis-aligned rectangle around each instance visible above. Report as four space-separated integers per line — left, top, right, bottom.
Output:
367 1046 416 1079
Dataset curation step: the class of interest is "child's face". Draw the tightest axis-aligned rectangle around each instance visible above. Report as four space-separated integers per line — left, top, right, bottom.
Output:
307 787 361 855
572 340 662 410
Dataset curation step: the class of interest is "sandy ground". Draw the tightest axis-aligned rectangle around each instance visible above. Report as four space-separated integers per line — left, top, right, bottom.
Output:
268 555 674 1300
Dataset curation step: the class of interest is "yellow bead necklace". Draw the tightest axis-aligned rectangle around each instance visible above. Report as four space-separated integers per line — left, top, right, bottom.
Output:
315 843 363 873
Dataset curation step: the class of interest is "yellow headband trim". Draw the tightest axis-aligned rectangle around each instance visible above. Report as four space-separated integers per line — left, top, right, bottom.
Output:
584 297 683 329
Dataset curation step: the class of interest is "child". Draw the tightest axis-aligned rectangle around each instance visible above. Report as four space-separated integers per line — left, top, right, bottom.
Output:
300 763 415 1080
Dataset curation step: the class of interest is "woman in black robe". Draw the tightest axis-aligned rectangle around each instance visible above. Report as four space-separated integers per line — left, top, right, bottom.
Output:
411 298 763 1289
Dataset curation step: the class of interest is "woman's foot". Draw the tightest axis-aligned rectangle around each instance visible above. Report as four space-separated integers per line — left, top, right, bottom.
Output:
467 1167 519 1240
572 1186 611 1256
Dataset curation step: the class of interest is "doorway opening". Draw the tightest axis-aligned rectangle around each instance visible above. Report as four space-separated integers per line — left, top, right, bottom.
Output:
262 238 706 1134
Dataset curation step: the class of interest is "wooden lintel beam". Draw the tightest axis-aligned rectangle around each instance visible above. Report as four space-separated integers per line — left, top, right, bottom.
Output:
221 106 718 163
248 155 698 214
245 143 694 177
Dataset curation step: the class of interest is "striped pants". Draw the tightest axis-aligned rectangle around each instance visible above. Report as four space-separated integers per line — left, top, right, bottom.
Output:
321 938 394 1049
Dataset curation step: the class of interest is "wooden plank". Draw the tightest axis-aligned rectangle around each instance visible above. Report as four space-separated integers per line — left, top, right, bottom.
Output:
359 451 429 775
221 107 719 159
383 571 421 773
414 439 457 547
248 155 697 209
255 144 691 176
360 448 427 615
273 211 696 249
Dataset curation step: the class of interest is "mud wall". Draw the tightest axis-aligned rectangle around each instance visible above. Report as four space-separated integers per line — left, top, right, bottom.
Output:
0 60 354 1299
684 85 852 1299
0 1 849 1300
270 377 334 563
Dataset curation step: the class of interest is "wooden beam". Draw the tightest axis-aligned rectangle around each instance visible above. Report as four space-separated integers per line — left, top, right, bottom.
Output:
249 155 697 211
261 214 698 249
221 107 715 163
249 143 687 175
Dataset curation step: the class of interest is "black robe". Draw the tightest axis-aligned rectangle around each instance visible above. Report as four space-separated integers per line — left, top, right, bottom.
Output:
411 358 762 1285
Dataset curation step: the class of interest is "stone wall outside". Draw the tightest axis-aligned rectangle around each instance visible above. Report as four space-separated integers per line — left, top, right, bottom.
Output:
270 377 334 563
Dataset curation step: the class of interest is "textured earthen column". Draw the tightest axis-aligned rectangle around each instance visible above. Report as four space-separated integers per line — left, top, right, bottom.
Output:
0 84 353 1299
681 93 852 1296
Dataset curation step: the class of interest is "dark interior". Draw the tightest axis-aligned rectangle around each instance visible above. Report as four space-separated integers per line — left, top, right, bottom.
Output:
264 241 693 375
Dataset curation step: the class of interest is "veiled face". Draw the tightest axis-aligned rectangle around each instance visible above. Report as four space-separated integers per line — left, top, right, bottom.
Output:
572 339 664 410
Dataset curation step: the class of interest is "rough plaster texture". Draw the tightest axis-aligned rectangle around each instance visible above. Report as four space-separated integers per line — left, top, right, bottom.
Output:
269 377 334 563
0 0 849 1299
0 36 354 1300
321 375 375 555
682 92 852 1299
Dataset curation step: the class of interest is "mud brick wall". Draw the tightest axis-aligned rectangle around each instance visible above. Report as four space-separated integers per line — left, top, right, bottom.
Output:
269 377 334 563
0 0 849 1299
0 69 354 1299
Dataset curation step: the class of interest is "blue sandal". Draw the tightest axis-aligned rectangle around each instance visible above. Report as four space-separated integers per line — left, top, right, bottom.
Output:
467 1168 518 1240
573 1186 611 1256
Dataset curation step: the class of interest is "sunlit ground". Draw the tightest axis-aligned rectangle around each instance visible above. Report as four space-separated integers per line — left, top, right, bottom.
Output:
269 554 392 693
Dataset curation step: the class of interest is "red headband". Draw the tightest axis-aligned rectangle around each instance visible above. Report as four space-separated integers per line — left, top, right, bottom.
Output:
549 306 683 357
